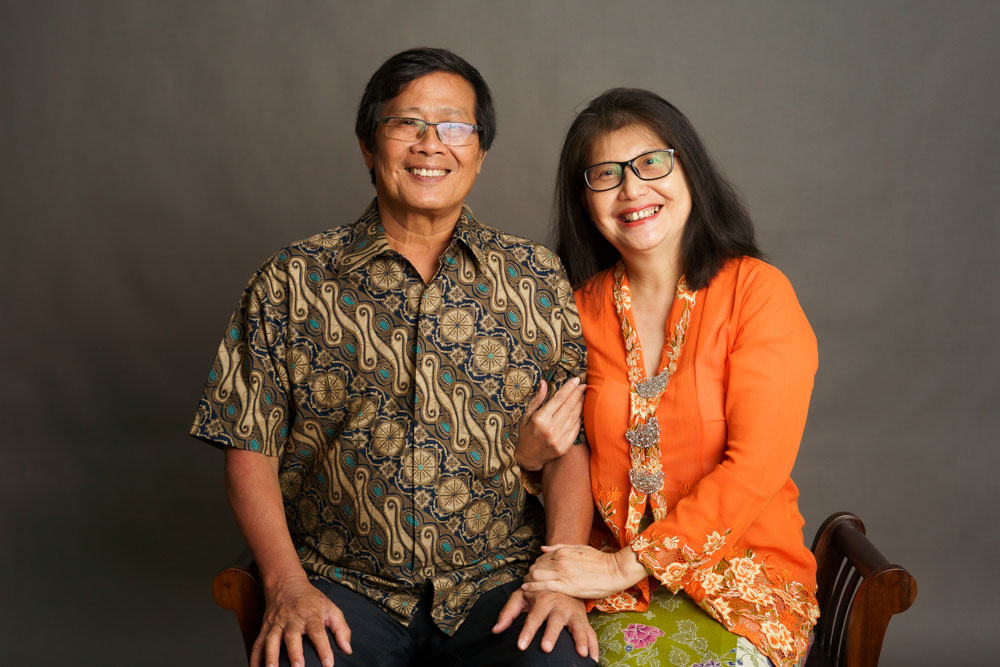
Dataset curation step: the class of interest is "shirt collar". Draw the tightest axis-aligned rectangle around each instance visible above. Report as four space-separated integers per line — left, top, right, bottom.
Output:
336 199 488 275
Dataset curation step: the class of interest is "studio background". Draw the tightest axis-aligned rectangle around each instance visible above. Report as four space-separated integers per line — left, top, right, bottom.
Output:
3 1 997 664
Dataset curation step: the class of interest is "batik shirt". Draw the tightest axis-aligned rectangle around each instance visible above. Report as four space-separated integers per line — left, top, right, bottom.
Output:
191 200 585 634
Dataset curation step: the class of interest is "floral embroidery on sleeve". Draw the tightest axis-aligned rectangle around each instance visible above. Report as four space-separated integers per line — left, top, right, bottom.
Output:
621 531 817 666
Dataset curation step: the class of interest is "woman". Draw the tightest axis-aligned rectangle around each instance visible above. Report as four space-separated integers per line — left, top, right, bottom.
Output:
518 89 818 666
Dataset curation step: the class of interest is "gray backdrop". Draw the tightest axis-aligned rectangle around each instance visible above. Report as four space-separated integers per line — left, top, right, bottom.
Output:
3 1 997 664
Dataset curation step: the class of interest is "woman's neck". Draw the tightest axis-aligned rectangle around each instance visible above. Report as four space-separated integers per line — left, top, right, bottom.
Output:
621 252 681 301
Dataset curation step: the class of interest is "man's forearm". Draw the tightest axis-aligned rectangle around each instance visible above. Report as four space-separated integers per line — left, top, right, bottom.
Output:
539 444 593 545
224 448 306 589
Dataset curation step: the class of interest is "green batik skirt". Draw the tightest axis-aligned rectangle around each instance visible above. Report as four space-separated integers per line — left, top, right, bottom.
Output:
588 587 778 667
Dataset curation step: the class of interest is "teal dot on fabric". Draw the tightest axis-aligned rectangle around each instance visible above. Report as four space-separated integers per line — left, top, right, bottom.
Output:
443 371 453 383
309 271 320 282
226 405 236 417
442 541 452 552
507 266 517 278
379 369 390 380
481 563 492 572
405 515 419 527
318 473 326 485
334 567 344 578
278 252 288 261
344 294 356 306
345 343 356 355
344 455 355 467
539 295 551 307
405 562 414 571
378 319 389 331
473 402 485 415
471 450 481 463
373 535 384 546
507 311 519 325
298 545 306 554
325 428 335 437
343 505 353 517
441 422 450 434
208 370 217 381
229 327 239 341
264 393 272 405
250 439 260 451
373 486 383 497
359 238 369 248
279 426 288 437
308 318 320 329
538 343 550 356
476 282 488 294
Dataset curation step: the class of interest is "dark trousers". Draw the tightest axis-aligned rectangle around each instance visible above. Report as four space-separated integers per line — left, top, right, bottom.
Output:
279 577 596 667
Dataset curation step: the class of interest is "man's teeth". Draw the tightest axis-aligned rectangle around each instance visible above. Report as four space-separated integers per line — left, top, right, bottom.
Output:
409 168 447 177
622 206 661 222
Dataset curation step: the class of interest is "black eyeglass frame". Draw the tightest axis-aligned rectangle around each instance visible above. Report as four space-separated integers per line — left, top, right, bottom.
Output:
582 149 676 192
377 116 483 146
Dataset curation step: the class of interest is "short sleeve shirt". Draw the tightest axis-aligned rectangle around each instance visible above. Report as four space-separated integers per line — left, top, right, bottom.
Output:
191 200 586 634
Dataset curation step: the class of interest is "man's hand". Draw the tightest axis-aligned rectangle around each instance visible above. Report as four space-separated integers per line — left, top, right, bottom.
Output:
492 588 598 660
515 378 586 471
252 574 352 667
520 544 648 600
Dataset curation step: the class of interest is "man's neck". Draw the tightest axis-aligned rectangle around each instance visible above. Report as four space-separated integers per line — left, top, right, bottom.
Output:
378 200 462 283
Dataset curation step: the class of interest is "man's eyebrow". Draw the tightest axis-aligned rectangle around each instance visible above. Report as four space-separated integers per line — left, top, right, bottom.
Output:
391 106 470 117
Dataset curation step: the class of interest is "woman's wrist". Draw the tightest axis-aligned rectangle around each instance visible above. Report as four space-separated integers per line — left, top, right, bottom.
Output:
613 545 649 589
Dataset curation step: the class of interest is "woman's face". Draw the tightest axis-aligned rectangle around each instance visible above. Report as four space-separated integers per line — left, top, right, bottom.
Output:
583 124 691 264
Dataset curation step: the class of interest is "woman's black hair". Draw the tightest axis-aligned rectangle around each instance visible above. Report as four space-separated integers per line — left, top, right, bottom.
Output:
553 88 761 290
356 47 496 184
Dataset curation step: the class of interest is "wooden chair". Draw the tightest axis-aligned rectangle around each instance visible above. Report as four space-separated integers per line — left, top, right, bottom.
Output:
212 547 265 661
806 512 917 667
212 512 917 666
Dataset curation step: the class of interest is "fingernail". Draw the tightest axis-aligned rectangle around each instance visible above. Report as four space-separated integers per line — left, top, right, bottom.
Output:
518 640 527 650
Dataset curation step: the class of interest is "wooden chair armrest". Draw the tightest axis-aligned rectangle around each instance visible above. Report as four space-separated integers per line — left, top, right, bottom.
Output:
212 546 265 661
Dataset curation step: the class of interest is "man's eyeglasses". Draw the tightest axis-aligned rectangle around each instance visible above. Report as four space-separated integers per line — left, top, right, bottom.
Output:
378 117 481 147
582 149 675 192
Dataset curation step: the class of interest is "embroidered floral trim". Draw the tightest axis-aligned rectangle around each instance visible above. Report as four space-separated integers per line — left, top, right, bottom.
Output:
595 483 622 542
597 530 818 666
611 262 697 541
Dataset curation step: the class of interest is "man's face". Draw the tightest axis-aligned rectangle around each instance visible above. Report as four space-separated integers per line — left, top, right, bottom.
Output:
361 71 486 224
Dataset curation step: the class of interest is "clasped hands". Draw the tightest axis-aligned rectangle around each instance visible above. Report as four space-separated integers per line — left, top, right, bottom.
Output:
520 544 649 600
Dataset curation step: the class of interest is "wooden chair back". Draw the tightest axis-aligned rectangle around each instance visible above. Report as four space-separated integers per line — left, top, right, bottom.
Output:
807 512 917 666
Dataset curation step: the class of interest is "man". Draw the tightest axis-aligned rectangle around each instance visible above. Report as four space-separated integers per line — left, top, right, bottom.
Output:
192 48 595 666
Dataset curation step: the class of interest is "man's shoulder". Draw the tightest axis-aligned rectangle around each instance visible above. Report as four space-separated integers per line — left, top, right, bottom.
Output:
255 215 373 278
464 216 566 278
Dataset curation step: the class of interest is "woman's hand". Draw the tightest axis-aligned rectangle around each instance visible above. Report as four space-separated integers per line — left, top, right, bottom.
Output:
521 544 648 600
515 378 586 471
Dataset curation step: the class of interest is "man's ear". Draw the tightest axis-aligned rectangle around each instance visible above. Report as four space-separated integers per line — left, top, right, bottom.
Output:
360 138 374 169
476 149 487 174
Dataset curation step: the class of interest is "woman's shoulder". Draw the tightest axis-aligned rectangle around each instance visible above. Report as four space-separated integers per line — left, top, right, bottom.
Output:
713 256 791 288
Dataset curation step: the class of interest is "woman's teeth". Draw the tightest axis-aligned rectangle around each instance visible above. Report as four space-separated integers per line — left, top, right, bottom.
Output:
622 206 661 222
